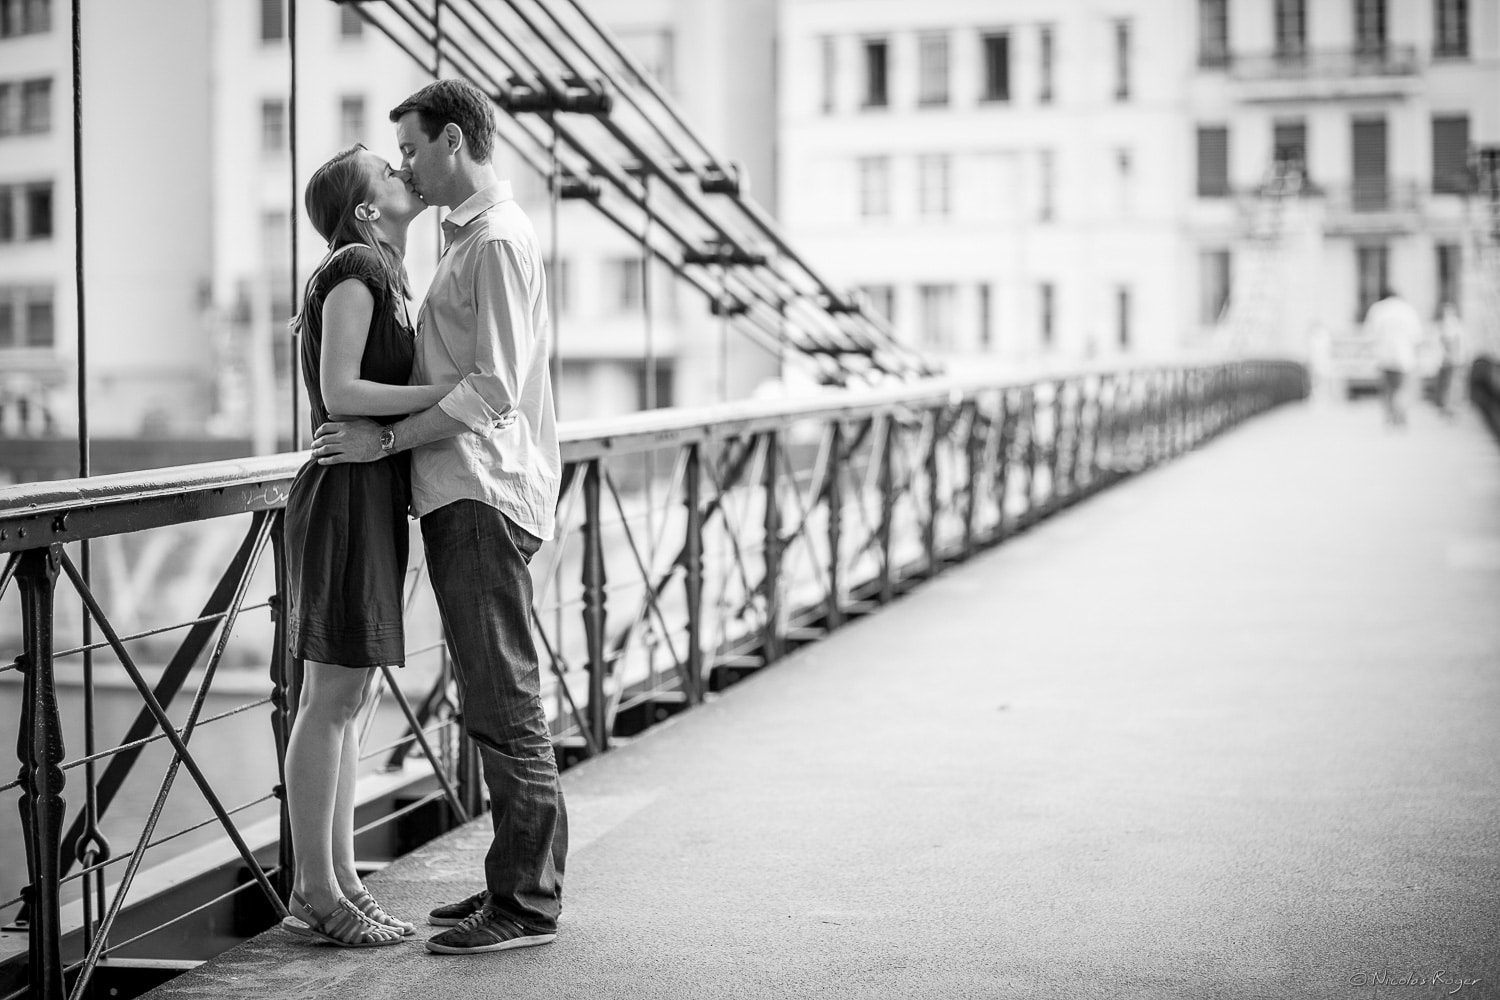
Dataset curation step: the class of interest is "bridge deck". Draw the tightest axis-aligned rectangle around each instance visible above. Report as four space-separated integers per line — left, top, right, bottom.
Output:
147 399 1500 1000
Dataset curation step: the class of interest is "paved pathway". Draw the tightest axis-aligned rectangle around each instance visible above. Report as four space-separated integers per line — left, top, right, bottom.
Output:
149 398 1500 1000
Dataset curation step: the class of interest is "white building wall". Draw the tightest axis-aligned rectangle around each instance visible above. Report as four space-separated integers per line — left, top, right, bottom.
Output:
779 0 1194 374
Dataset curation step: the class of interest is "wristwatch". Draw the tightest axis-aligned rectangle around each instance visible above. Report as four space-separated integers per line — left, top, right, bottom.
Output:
379 426 397 454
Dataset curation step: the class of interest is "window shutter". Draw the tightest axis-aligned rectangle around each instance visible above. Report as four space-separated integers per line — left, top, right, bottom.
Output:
1432 116 1470 194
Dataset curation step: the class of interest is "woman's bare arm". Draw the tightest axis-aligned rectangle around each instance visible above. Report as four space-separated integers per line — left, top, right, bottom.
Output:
319 278 451 417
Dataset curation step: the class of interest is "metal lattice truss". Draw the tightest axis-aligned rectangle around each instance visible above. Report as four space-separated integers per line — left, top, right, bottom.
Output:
337 0 940 385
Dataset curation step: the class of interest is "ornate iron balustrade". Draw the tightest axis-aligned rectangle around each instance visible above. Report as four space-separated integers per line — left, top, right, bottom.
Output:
0 361 1306 1000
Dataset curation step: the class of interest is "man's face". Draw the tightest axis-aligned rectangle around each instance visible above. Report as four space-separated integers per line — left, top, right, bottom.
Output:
394 110 453 208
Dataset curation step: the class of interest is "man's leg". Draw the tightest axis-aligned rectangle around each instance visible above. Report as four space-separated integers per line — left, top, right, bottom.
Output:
422 500 568 934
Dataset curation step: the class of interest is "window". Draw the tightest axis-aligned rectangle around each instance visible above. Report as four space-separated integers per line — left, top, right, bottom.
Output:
1356 245 1388 319
1200 250 1231 324
262 210 291 321
339 3 363 38
617 27 675 95
1435 0 1469 57
918 154 950 218
261 98 286 154
1432 115 1471 194
1116 286 1131 349
1115 148 1133 214
1352 116 1388 210
551 258 570 317
1 0 49 37
0 182 51 242
23 183 49 238
25 292 52 347
1274 0 1306 60
1038 26 1054 103
1039 282 1055 347
260 0 283 42
1354 0 1386 54
340 96 365 148
1435 244 1461 315
636 359 674 410
1273 119 1307 177
861 38 889 108
981 33 1010 102
1037 149 1055 221
608 256 643 313
819 36 836 114
0 286 55 349
1199 0 1229 67
1197 126 1230 197
0 78 51 136
918 33 949 107
1113 21 1131 101
20 79 49 134
918 285 957 350
978 283 993 349
859 284 894 324
858 156 890 219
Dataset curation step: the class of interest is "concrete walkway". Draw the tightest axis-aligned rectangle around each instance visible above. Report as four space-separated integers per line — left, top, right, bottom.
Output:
149 399 1500 1000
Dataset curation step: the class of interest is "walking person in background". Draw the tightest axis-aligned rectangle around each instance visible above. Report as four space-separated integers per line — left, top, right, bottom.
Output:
312 79 567 956
1432 302 1466 418
1364 287 1424 429
281 145 453 947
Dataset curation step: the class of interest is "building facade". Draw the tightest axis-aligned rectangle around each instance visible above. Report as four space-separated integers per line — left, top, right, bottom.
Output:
778 0 1197 373
1188 0 1500 364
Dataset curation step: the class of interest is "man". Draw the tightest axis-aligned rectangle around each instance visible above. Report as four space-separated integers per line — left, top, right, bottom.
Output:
1364 286 1424 428
313 78 566 955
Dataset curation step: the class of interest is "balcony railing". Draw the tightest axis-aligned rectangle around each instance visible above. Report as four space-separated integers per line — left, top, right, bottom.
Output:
1228 44 1420 81
1321 180 1423 222
0 361 1306 1000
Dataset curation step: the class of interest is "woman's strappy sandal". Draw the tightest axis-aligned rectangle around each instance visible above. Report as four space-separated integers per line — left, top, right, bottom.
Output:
282 891 405 948
348 887 416 937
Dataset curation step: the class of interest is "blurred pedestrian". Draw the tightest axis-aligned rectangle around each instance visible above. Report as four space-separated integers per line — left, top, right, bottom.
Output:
313 79 567 957
1432 302 1465 418
280 145 451 948
1364 287 1423 428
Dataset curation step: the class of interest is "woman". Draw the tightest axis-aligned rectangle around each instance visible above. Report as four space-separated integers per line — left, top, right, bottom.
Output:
280 145 442 947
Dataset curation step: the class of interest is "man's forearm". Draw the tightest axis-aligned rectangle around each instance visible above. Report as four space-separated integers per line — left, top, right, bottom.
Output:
390 403 470 453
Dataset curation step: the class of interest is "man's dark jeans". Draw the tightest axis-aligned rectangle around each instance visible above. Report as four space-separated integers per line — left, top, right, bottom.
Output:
421 499 567 932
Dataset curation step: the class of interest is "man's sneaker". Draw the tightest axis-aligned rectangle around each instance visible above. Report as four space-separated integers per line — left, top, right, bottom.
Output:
427 889 490 927
424 904 557 955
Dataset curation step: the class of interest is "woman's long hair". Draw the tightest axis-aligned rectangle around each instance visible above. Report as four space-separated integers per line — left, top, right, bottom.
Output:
289 145 409 341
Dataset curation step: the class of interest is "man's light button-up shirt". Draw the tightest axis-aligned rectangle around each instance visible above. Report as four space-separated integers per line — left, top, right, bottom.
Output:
409 181 561 540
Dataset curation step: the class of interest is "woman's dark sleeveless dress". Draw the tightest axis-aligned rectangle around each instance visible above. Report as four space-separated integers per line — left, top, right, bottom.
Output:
285 244 413 667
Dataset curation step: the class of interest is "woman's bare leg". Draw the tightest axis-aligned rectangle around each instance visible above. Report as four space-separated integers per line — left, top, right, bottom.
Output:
332 670 379 896
286 662 372 916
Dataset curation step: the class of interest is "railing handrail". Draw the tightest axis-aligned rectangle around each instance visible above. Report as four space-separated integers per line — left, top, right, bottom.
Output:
1 364 1285 552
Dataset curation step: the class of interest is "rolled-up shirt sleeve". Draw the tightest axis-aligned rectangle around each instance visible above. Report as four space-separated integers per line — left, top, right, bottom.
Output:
437 238 533 436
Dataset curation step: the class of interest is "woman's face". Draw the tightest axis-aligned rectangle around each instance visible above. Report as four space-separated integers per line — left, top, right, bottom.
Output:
358 150 424 229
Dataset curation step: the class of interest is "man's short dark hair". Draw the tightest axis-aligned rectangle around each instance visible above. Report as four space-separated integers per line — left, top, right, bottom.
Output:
389 79 496 164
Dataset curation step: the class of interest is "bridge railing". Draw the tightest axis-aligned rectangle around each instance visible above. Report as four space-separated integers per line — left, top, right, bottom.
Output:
0 360 1306 1000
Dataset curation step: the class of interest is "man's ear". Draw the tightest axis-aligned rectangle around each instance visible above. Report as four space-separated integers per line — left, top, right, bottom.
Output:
444 122 465 156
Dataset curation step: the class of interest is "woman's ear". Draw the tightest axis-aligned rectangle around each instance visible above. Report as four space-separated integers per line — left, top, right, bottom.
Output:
354 203 381 222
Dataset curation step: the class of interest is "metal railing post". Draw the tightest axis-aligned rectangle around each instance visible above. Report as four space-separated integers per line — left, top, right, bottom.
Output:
267 512 297 901
761 431 782 665
877 414 895 604
923 408 939 572
824 422 844 629
16 544 65 1000
582 461 609 752
962 402 980 557
683 442 704 703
